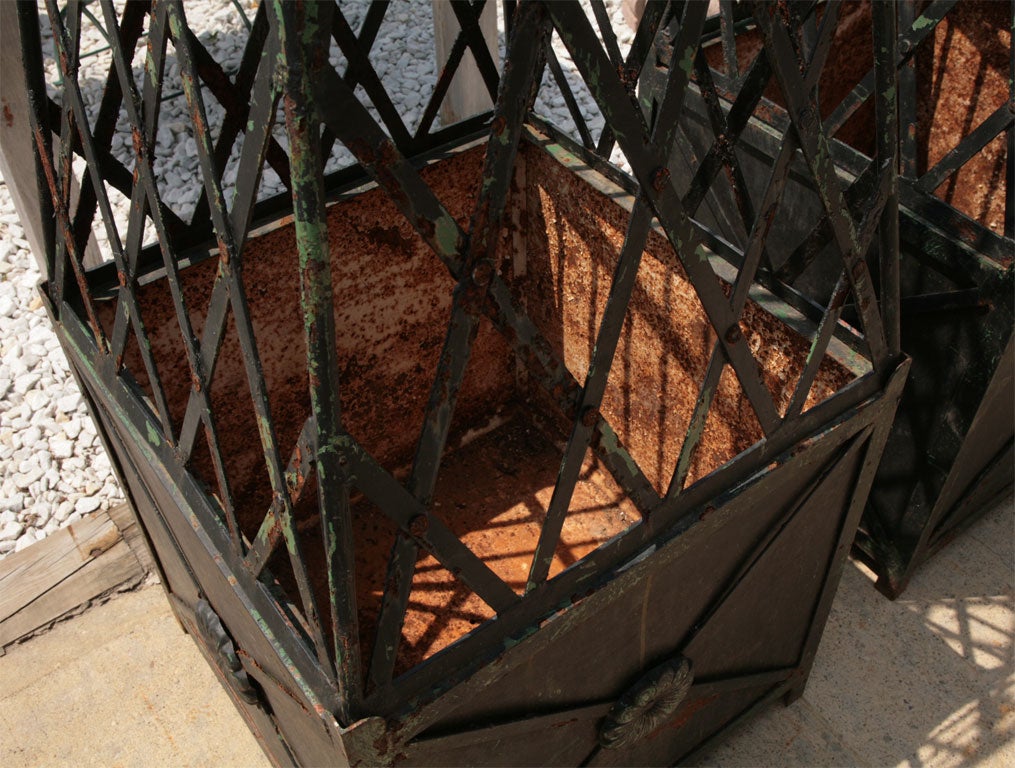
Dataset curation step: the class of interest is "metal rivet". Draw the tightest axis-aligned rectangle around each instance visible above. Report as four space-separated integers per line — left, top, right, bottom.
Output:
471 260 494 287
798 105 817 133
409 514 429 537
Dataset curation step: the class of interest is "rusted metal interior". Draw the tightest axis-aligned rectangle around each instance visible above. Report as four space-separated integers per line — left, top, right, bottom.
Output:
15 1 914 765
103 134 856 671
642 0 1013 598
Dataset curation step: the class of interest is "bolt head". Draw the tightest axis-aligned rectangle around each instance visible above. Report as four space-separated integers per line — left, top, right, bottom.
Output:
471 260 494 287
409 514 429 537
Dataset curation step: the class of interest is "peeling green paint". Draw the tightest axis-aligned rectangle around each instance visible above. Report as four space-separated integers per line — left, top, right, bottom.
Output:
544 142 569 161
599 426 641 478
146 420 161 447
146 51 158 89
245 607 325 709
167 10 183 38
294 219 330 267
435 215 459 257
678 45 695 76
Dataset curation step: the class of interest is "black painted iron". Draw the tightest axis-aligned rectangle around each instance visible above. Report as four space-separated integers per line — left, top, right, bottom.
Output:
15 1 909 765
640 0 1013 599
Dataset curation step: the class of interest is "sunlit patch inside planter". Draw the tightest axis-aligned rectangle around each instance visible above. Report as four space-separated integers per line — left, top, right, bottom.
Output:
101 130 856 677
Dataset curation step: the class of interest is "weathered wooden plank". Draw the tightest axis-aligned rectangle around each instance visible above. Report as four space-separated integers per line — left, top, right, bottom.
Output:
432 0 499 126
0 511 146 650
0 512 120 621
0 540 143 651
108 502 157 575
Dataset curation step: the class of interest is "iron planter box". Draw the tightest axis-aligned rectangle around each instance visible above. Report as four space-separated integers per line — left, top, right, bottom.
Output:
22 1 910 764
46 126 906 766
640 0 1013 598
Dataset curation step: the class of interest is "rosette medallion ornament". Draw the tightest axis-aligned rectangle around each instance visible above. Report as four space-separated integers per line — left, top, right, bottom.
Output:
599 656 694 750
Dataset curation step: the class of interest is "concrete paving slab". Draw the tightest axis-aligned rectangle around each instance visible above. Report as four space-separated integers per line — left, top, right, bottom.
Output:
691 697 866 766
0 586 268 768
801 499 1014 768
804 566 1009 768
968 502 1014 572
0 498 1011 767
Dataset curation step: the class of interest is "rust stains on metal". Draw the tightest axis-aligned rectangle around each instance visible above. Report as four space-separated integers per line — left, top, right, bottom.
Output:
651 166 670 193
618 65 639 90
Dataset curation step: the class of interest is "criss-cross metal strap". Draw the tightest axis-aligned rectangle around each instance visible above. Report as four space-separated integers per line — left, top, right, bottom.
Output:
547 1 784 437
752 3 890 368
366 1 551 688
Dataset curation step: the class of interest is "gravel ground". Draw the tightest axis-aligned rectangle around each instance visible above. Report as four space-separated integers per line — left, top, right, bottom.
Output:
0 0 634 559
0 179 124 556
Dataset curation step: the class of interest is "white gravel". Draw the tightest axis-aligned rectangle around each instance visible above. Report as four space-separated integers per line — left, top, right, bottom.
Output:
0 178 125 557
0 0 635 559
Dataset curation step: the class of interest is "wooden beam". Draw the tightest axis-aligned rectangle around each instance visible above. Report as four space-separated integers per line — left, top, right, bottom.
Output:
432 1 499 126
0 1 52 278
0 509 147 652
0 2 104 278
108 502 157 574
